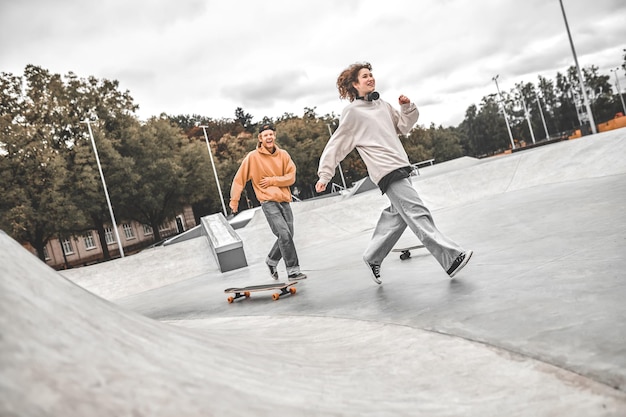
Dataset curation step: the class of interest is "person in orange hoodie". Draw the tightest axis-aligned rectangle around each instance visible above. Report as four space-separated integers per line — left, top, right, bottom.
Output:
229 123 306 281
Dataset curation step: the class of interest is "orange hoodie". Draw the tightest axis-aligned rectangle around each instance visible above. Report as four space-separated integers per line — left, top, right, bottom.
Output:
230 143 296 206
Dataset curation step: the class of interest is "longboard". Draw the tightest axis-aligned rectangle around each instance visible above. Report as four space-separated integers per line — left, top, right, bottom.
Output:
224 282 297 303
392 244 425 260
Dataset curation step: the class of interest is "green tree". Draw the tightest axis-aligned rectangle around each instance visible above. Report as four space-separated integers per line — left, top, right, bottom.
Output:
404 126 433 162
182 118 253 217
116 117 190 242
68 121 136 259
0 67 86 259
458 95 512 156
274 114 337 198
234 107 254 132
0 120 78 259
62 71 139 260
404 124 463 164
429 124 464 162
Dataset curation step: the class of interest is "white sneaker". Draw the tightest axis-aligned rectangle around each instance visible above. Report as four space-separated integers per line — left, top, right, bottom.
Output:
267 264 278 280
364 259 382 284
288 272 307 281
447 250 473 278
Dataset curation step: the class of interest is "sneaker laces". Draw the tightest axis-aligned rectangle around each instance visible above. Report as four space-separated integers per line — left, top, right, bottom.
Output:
371 263 381 278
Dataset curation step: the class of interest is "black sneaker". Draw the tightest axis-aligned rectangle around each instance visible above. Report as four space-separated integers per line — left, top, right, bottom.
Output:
268 264 278 280
447 250 473 278
288 272 307 281
364 259 382 284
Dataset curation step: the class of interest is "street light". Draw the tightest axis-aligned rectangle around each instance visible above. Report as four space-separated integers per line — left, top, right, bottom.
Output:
326 123 347 190
492 75 515 150
559 0 597 134
81 119 125 258
199 125 228 217
610 67 626 114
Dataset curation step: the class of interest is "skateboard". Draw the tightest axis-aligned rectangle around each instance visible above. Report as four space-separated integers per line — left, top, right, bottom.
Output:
392 245 425 260
224 282 297 303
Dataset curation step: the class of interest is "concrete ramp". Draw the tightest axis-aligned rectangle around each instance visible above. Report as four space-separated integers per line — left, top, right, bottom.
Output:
2 231 625 416
4 129 626 416
59 129 626 299
413 130 626 210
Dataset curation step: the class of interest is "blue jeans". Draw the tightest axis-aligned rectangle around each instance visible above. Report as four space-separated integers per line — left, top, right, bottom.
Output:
363 177 464 271
261 201 301 275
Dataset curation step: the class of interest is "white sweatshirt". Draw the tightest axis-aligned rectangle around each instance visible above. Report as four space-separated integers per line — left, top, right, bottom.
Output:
317 98 419 185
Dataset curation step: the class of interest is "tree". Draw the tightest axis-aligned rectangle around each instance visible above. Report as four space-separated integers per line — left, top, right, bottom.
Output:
234 107 254 132
404 126 433 162
0 125 74 259
62 71 139 260
0 67 86 259
68 121 136 259
115 117 190 242
458 95 512 156
429 124 464 162
274 114 337 198
184 130 256 218
171 115 244 141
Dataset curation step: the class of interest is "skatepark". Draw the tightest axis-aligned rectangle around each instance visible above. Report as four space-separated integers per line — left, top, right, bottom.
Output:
1 129 626 416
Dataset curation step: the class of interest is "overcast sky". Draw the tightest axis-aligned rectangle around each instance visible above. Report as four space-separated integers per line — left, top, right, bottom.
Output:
1 0 625 127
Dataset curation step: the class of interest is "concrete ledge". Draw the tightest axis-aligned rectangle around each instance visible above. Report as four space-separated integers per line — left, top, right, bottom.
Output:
201 213 248 272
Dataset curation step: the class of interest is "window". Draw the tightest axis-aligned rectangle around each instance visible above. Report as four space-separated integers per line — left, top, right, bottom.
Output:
43 245 50 260
104 227 114 244
123 223 135 240
83 232 96 250
143 224 153 236
61 239 74 255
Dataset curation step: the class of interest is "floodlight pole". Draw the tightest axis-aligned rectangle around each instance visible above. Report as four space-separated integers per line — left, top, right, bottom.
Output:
200 125 228 217
81 119 124 258
492 75 515 150
610 67 626 114
327 124 347 190
559 0 597 134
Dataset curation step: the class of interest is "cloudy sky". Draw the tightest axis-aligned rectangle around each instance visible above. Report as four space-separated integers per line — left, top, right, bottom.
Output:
1 0 625 127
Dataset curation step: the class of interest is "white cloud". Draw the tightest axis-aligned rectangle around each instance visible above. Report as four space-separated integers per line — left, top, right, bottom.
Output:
2 0 625 127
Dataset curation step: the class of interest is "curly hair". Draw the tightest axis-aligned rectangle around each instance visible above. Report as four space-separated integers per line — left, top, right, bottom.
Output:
336 62 372 102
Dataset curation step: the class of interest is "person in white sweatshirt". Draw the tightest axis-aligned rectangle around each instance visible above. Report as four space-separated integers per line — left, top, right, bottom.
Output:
315 62 472 284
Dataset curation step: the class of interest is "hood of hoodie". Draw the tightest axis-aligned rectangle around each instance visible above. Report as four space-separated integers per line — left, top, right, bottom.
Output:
257 141 281 155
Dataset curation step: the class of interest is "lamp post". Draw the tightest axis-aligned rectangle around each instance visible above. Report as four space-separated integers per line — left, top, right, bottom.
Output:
81 119 124 258
559 0 597 134
610 67 626 114
492 75 515 150
199 125 228 217
327 124 347 190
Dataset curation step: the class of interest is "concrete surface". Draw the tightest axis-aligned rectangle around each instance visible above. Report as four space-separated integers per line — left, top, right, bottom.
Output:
2 129 626 416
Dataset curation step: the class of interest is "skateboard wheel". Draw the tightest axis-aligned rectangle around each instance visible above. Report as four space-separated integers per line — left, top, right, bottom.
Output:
272 293 280 301
244 291 251 298
227 296 234 303
400 252 410 260
289 287 296 295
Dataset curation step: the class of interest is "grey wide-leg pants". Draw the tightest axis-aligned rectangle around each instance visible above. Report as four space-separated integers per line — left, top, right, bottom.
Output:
363 177 464 271
261 201 301 275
